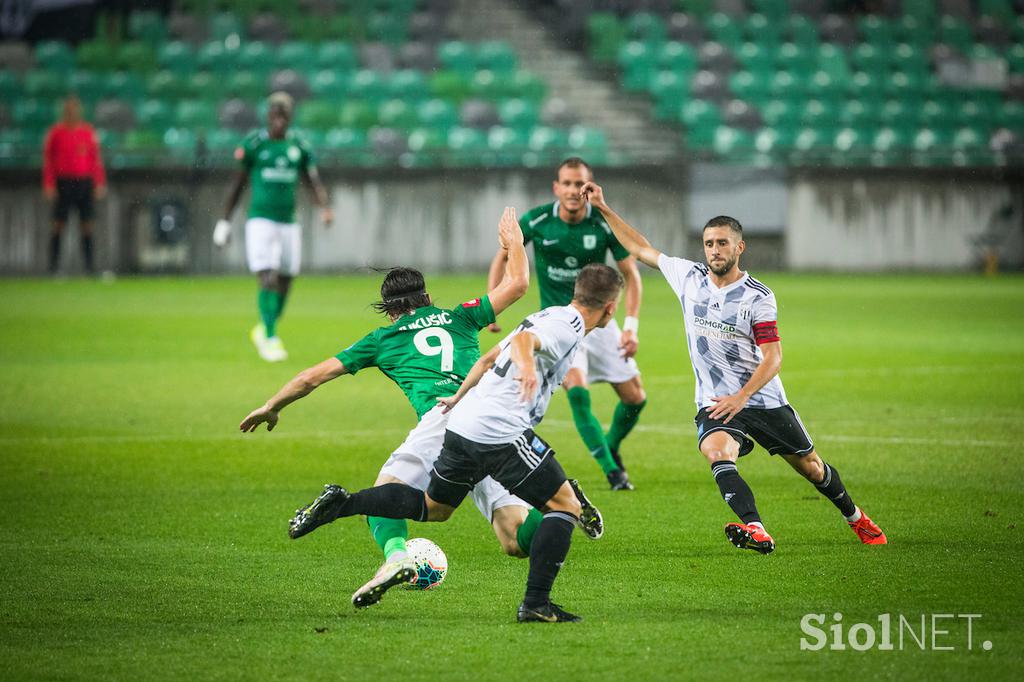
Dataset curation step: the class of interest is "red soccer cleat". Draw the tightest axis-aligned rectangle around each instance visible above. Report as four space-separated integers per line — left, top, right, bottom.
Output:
724 522 775 554
848 509 887 545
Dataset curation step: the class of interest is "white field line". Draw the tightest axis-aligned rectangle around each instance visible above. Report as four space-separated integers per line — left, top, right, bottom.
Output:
645 364 1024 385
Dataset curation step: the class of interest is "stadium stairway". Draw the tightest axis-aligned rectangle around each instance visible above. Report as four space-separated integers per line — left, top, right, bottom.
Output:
450 0 684 165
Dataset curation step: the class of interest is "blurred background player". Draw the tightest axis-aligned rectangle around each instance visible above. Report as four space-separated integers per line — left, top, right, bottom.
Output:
42 94 106 275
214 92 333 362
489 157 645 490
581 180 887 554
241 208 574 609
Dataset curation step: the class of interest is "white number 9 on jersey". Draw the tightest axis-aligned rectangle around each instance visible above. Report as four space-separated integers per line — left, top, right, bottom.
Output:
414 328 454 372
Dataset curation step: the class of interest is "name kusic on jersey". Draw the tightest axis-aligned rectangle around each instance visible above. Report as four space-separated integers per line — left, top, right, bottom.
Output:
236 130 314 224
447 305 585 445
335 297 497 419
519 201 630 309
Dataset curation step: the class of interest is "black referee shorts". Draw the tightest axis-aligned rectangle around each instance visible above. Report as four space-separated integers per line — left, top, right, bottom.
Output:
54 178 94 222
428 429 567 510
695 404 815 457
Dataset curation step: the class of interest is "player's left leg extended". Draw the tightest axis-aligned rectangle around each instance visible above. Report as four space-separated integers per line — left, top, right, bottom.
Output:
518 480 582 623
783 451 887 545
564 369 627 489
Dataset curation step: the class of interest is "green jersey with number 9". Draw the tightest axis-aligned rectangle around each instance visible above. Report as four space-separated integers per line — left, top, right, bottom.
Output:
335 296 497 419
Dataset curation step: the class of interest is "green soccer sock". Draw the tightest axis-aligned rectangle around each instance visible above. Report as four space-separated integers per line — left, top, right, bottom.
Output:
516 507 544 556
566 386 618 475
257 287 280 338
368 515 409 561
275 287 289 320
606 399 647 451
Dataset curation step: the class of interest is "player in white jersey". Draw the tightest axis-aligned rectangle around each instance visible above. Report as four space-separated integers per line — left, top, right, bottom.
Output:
280 264 623 622
580 180 887 554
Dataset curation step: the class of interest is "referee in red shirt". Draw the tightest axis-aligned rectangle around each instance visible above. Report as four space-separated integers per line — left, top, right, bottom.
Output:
42 95 107 274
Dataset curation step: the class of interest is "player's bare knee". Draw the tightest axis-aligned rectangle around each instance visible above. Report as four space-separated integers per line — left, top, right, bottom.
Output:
424 496 454 521
800 452 825 483
562 368 586 391
259 270 278 289
615 378 646 404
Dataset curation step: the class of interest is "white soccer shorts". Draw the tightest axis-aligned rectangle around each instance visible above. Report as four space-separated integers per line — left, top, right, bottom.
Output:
570 316 640 385
378 404 527 521
244 217 301 275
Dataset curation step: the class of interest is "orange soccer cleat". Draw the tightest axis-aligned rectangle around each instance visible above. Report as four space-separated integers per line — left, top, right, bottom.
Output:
724 522 775 554
848 509 888 545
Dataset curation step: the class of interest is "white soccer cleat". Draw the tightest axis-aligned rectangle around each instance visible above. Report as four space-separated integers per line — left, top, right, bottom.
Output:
262 336 288 362
351 559 418 608
212 219 232 247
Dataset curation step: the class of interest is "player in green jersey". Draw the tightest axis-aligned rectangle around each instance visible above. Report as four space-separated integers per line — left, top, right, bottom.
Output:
214 92 333 363
240 208 567 609
488 158 647 490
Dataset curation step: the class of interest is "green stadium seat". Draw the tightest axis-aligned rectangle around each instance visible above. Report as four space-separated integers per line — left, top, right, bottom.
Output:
938 16 973 52
568 125 609 164
713 126 755 161
998 102 1024 131
13 99 55 131
769 71 801 99
377 99 418 130
101 72 145 102
129 11 167 43
309 70 347 101
477 41 518 74
338 100 377 129
93 128 120 151
163 127 197 163
894 15 933 47
367 12 409 45
23 70 64 99
736 42 767 73
157 42 196 76
791 127 827 161
498 98 539 131
801 99 839 128
387 70 427 101
275 42 316 73
850 44 888 78
508 71 545 101
185 72 220 100
137 99 175 131
238 41 272 68
469 70 503 99
0 71 21 101
487 126 528 166
805 71 843 103
678 0 713 18
349 70 388 101
706 14 743 49
919 100 958 129
226 71 266 101
438 41 476 74
205 127 243 158
902 0 936 21
296 100 339 130
34 42 74 73
429 71 471 102
752 0 790 20
324 127 369 157
776 43 815 75
618 41 654 72
77 41 118 71
210 12 245 41
886 70 931 99
744 14 782 46
446 126 488 165
847 71 881 98
405 127 447 166
317 42 357 72
626 13 666 43
649 71 690 120
587 13 626 64
857 16 893 46
657 41 697 73
832 127 870 160
117 42 157 73
679 99 721 135
146 71 188 100
528 126 568 154
839 99 882 128
730 71 772 103
175 100 217 130
1006 45 1024 74
417 99 459 132
979 0 1015 20
197 41 240 73
815 44 849 81
758 99 796 127
912 127 954 166
787 15 820 48
890 43 929 77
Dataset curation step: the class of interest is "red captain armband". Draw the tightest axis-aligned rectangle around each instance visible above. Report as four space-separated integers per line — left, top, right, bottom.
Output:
462 298 481 308
752 321 780 345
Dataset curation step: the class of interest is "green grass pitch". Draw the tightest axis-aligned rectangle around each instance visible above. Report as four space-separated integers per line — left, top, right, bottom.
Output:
1 272 1022 680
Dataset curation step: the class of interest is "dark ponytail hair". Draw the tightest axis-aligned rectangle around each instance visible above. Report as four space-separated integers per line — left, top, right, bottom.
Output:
371 267 431 317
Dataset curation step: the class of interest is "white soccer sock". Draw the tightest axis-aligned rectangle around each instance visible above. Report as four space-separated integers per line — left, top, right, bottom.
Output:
844 507 862 523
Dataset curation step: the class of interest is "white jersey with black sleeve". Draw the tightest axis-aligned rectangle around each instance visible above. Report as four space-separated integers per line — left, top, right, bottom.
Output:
446 305 585 444
657 253 788 410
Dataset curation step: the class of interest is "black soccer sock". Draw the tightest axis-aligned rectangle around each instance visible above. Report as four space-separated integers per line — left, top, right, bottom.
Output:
49 233 61 272
711 460 762 525
523 512 576 608
81 235 94 272
342 483 428 522
813 462 857 518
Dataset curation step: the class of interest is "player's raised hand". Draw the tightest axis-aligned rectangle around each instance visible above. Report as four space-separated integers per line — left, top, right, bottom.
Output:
580 181 607 209
619 329 639 359
240 405 279 432
497 206 521 250
708 392 748 424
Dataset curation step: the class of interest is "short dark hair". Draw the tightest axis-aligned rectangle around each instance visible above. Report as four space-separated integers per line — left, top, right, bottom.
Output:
703 215 743 237
573 263 623 309
371 267 431 317
556 157 593 178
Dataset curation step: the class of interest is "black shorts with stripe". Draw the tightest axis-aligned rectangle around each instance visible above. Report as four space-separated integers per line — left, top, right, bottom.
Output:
428 428 567 510
694 404 814 457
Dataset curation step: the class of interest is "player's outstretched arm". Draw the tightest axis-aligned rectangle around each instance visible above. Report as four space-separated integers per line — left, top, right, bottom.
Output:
437 344 503 413
301 167 333 227
580 181 662 269
214 170 249 247
488 206 530 317
616 256 642 358
709 342 783 424
240 357 348 432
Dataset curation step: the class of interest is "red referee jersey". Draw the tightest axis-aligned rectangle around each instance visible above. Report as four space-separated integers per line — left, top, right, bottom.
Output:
42 123 107 191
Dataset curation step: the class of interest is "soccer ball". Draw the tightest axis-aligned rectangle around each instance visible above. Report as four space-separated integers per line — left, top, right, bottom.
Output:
404 537 448 590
